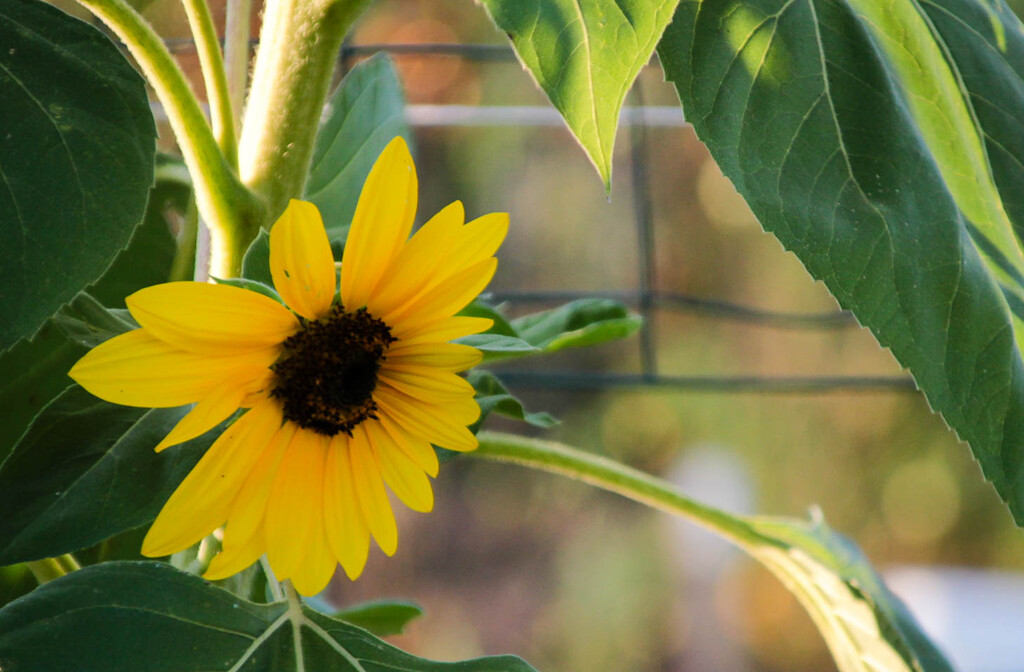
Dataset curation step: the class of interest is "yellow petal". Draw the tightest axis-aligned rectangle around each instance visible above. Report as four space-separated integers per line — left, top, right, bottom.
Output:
384 342 482 372
374 386 478 452
395 316 493 346
142 398 283 556
223 421 297 547
365 421 433 513
378 367 474 402
365 201 464 317
265 429 329 581
341 136 417 310
288 457 335 597
154 372 267 452
269 199 337 320
70 329 278 408
379 414 439 477
349 425 398 556
443 212 509 273
203 525 264 581
324 434 371 580
127 282 299 356
386 259 497 337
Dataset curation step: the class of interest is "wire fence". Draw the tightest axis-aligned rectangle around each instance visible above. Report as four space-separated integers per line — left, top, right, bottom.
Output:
152 37 917 395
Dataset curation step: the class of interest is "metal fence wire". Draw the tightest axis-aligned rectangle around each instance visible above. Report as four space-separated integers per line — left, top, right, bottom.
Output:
155 37 916 395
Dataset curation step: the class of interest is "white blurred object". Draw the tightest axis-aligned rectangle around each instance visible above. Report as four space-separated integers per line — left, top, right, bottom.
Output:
885 566 1024 672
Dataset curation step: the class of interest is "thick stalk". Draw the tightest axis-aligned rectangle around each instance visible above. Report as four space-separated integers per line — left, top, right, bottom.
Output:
73 0 263 277
473 432 771 548
181 0 238 166
238 0 372 224
223 0 253 135
25 554 80 585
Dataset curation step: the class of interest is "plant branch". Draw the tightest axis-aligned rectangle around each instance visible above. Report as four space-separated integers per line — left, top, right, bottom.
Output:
473 432 771 548
181 0 238 167
238 0 372 225
73 0 263 277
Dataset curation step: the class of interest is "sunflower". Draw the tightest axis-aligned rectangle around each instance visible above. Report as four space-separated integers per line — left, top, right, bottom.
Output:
69 137 507 595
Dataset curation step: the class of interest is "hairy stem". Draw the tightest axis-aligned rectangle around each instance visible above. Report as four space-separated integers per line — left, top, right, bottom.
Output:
181 0 238 166
223 0 253 135
73 0 263 277
473 432 769 548
238 0 372 224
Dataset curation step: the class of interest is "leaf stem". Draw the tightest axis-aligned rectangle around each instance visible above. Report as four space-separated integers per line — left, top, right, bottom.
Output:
181 0 238 167
73 0 263 277
472 431 771 549
238 0 372 224
261 555 285 602
25 554 80 585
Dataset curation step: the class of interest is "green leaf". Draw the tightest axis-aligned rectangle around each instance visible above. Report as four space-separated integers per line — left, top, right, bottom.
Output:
0 385 219 565
333 599 424 637
0 293 133 464
461 300 518 336
89 158 190 308
306 53 411 242
469 370 558 430
658 0 1024 523
479 0 679 187
0 562 538 672
457 333 539 363
746 514 953 672
511 298 643 352
213 276 284 303
242 229 274 286
475 433 953 672
0 0 156 348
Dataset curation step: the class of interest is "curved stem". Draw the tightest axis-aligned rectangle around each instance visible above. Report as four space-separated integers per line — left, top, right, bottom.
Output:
238 0 372 225
181 0 238 167
473 432 770 548
73 0 263 277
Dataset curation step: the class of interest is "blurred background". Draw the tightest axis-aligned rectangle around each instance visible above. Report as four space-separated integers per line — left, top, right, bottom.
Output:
8 0 1024 669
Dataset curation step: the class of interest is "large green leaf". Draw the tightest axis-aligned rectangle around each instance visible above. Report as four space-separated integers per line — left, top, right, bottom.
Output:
0 384 219 565
476 433 954 672
0 562 538 672
0 293 132 464
306 53 411 243
658 0 1024 522
0 0 155 348
479 0 680 186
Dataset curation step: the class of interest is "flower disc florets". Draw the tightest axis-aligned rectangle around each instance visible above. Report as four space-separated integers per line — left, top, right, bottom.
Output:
271 304 395 436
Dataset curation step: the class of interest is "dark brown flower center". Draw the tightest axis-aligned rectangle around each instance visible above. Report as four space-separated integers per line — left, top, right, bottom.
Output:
271 304 395 436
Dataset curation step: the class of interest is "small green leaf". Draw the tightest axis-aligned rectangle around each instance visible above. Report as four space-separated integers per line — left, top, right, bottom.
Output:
213 277 284 303
242 230 274 286
306 53 411 242
0 562 539 672
0 0 156 347
0 385 220 564
461 300 518 336
479 0 680 186
512 298 642 351
457 333 539 363
469 370 558 430
333 599 424 637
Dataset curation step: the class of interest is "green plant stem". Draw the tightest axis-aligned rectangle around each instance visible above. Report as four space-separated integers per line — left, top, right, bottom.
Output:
25 554 80 585
223 0 252 135
170 196 200 282
73 0 263 278
261 556 285 602
473 432 770 548
238 0 372 225
181 0 238 167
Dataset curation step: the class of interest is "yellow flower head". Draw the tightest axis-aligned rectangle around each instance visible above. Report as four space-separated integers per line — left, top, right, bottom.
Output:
69 137 507 595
